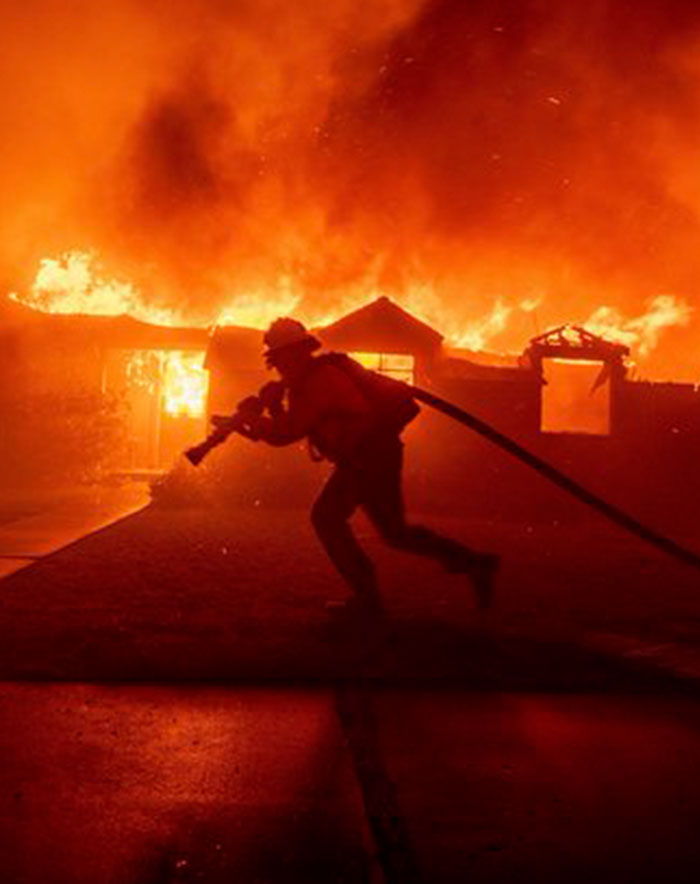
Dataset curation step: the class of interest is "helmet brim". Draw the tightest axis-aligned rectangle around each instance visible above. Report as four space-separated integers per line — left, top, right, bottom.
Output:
263 335 321 359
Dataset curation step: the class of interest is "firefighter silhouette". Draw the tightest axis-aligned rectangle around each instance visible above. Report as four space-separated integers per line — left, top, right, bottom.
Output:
221 318 499 618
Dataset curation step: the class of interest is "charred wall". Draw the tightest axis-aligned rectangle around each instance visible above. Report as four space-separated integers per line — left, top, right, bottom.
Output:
404 371 700 532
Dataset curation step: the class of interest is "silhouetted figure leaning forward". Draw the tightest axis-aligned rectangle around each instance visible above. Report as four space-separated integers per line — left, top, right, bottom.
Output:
214 318 499 620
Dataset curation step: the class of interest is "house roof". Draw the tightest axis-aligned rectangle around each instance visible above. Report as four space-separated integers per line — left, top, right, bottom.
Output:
205 297 445 371
525 325 630 362
94 315 210 350
0 299 210 350
205 324 265 370
316 296 443 354
0 295 46 327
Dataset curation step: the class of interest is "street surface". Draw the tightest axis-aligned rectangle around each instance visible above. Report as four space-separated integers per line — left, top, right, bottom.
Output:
0 684 372 884
0 504 697 683
0 685 699 883
0 483 148 578
0 502 699 881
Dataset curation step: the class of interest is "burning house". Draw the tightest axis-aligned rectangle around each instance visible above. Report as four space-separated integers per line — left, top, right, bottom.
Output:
2 285 699 526
4 6 700 879
206 295 441 415
0 295 210 477
1 0 700 516
202 296 700 525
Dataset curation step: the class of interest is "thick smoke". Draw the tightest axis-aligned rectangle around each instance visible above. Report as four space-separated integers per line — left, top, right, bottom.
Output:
2 0 700 376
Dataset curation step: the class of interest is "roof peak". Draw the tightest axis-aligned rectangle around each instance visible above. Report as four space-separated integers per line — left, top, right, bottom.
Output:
318 296 443 346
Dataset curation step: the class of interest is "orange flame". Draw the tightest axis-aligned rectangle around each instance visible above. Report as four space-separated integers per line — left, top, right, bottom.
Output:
162 351 209 418
10 251 309 330
7 251 693 368
583 296 692 357
10 251 181 326
125 349 163 393
124 348 208 418
401 284 542 351
8 251 383 331
216 279 301 329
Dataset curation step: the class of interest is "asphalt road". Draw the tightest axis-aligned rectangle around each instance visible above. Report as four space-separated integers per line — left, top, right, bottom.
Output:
0 685 699 883
1 503 699 881
375 691 700 883
0 504 698 684
0 684 372 884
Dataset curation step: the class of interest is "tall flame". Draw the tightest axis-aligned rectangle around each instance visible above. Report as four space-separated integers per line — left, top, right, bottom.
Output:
401 284 542 352
583 296 693 357
10 251 181 326
3 0 700 384
162 351 209 418
125 349 209 418
9 250 352 331
216 280 301 330
7 250 694 372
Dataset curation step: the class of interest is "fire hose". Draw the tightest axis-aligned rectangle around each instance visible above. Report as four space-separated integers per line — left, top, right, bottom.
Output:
411 386 700 574
185 383 700 573
184 397 263 467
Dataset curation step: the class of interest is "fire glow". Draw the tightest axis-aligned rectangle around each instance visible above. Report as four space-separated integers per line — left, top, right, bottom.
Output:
12 252 184 327
125 348 209 419
162 351 209 419
582 297 693 358
3 1 700 382
8 250 693 368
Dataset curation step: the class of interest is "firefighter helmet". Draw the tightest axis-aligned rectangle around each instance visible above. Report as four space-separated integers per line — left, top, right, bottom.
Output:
263 318 320 356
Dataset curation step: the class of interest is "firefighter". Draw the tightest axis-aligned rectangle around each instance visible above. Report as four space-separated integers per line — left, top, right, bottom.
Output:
235 317 500 619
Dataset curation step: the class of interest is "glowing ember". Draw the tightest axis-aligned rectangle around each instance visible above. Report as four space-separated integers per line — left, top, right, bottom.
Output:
162 351 209 418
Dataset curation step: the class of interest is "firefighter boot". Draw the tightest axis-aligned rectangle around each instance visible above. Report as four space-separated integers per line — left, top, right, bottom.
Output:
445 551 500 608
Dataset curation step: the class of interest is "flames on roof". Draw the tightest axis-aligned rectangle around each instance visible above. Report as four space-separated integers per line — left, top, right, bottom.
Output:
2 2 700 380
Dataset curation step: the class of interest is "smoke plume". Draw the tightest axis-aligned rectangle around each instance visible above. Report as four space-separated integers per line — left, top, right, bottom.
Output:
2 0 700 376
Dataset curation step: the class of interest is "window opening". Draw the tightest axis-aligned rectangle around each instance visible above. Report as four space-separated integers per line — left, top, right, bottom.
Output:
541 358 610 435
350 352 415 385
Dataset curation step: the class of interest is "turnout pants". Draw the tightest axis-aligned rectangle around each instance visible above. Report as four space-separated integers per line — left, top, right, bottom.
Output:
311 433 479 606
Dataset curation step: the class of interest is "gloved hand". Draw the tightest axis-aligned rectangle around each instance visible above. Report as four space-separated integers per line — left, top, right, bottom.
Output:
210 413 238 431
258 381 286 416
